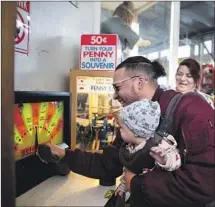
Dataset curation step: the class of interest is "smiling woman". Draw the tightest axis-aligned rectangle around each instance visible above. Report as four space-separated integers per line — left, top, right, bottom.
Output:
176 59 200 93
175 58 214 109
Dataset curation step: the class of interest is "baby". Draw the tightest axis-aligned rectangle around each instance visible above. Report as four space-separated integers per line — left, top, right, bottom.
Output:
115 99 181 201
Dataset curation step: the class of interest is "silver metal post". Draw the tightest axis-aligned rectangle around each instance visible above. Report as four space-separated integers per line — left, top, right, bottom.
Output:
168 1 180 89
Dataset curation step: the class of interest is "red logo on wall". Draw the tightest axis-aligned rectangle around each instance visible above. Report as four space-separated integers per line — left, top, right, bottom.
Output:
15 1 30 55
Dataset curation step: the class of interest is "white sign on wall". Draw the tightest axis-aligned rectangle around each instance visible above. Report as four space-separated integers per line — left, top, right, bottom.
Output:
77 76 114 94
80 34 120 71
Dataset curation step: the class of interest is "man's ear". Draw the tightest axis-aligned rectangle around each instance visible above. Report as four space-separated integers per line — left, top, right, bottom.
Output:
138 77 146 89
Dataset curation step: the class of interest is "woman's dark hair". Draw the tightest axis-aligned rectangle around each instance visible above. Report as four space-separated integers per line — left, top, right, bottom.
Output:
116 56 166 81
178 58 201 85
113 1 136 25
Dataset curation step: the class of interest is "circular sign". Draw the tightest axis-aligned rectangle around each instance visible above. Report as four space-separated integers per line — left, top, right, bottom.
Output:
15 11 25 44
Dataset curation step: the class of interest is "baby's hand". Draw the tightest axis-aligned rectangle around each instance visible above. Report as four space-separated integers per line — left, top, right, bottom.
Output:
115 176 127 196
115 186 123 196
150 145 167 165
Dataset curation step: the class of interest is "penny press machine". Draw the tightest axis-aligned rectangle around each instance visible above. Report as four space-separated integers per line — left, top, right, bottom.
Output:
70 34 122 152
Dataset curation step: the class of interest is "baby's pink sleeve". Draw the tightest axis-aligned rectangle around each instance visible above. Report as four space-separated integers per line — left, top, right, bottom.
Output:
157 150 181 171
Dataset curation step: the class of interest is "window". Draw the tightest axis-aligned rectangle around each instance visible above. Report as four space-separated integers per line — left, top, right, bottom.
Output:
178 45 190 59
160 49 169 58
204 40 212 54
148 52 159 60
179 2 214 66
194 45 199 56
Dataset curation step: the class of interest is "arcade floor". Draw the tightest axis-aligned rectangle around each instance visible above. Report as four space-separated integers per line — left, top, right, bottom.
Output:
16 171 120 206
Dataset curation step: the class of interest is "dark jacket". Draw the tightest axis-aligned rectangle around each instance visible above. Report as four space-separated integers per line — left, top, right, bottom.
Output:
61 87 215 206
119 142 155 175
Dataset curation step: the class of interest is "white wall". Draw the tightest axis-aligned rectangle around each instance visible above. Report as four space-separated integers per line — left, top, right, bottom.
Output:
15 2 100 92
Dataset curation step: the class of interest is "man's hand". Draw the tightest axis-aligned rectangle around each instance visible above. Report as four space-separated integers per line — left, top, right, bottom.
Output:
123 168 136 191
37 143 66 163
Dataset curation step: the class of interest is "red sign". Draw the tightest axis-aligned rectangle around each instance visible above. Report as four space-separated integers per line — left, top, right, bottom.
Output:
81 34 117 45
15 1 30 55
80 34 121 71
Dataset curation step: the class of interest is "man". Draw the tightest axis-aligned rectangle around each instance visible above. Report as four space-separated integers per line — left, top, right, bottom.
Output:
40 56 215 206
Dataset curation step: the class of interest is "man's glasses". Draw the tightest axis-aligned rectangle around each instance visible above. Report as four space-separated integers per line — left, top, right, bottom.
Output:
112 75 140 92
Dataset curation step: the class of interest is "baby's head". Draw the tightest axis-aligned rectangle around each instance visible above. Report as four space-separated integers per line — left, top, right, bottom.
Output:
119 99 161 140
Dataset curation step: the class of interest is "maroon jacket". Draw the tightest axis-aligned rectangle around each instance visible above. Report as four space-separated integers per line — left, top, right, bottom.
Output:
61 87 215 206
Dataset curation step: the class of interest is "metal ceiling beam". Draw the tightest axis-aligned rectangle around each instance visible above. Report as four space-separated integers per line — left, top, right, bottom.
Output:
205 1 215 8
181 10 212 28
180 1 196 9
180 22 193 32
68 1 78 8
180 22 199 38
